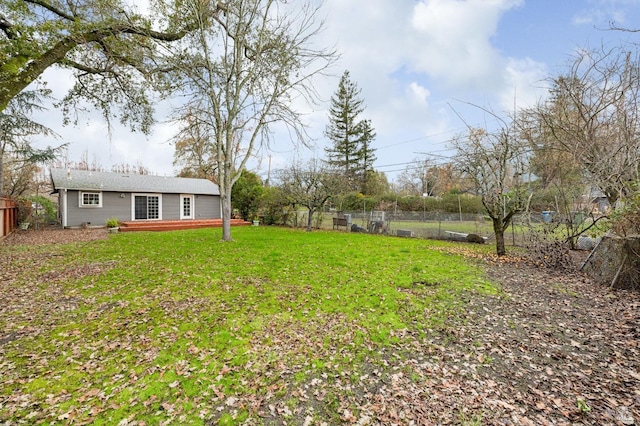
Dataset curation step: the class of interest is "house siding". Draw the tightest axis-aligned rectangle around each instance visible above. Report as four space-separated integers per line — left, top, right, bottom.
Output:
195 195 221 219
163 194 180 219
63 190 221 227
66 191 130 227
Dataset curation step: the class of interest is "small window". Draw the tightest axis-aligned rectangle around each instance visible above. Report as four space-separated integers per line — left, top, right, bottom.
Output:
79 192 102 208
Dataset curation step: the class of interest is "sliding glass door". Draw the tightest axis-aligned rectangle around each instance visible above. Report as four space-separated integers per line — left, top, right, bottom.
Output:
133 195 161 220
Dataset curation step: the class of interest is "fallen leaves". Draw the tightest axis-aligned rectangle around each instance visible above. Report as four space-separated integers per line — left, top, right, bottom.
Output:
1 227 108 246
2 229 639 424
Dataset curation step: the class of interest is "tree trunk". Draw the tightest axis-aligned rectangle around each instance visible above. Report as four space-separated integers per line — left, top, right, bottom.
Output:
492 218 506 256
306 209 314 232
221 186 232 241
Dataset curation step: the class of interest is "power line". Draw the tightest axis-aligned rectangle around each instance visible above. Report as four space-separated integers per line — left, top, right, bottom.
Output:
375 151 455 170
375 130 455 150
374 117 501 151
374 161 419 168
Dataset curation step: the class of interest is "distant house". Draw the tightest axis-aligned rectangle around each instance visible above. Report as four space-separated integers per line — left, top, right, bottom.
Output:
50 169 221 228
589 188 611 214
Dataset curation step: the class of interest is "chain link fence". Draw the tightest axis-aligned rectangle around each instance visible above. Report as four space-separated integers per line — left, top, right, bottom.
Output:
278 208 605 249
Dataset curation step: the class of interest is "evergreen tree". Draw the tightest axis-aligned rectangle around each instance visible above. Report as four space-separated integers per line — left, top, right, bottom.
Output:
231 170 264 221
357 119 377 193
324 70 376 193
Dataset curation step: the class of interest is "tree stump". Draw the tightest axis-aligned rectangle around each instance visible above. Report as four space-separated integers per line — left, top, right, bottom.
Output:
581 235 640 290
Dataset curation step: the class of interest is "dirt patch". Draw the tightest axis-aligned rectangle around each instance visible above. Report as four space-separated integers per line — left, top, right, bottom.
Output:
254 251 639 425
460 260 640 424
343 256 640 425
1 227 108 245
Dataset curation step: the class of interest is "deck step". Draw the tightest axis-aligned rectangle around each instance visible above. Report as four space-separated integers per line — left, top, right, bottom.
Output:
119 219 250 232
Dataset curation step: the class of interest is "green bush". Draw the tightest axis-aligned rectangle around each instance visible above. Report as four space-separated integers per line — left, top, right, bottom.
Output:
231 170 264 221
27 195 57 224
369 193 483 214
261 187 288 225
106 217 120 228
441 193 483 214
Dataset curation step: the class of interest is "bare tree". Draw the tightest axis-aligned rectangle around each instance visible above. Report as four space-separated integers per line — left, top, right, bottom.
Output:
168 0 336 241
395 157 437 196
517 108 601 249
452 121 530 256
534 45 640 205
1 155 38 198
276 159 339 232
171 110 218 181
111 162 151 175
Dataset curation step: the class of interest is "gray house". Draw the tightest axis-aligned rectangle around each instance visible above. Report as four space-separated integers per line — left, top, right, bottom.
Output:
50 169 221 228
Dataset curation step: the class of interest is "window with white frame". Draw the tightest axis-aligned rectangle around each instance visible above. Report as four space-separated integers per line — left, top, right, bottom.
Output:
79 191 102 208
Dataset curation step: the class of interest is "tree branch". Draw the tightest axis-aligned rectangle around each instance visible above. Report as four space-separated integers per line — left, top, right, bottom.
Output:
26 0 75 21
1 1 231 112
608 21 640 33
1 13 15 39
58 59 109 75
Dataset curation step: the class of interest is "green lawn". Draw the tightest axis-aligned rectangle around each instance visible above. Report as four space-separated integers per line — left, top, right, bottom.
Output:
1 227 497 424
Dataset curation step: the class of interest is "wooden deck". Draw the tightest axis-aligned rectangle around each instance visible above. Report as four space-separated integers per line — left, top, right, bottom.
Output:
119 219 251 232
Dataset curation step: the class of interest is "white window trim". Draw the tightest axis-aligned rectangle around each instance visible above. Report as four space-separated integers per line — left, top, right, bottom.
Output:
79 191 102 208
180 194 195 220
61 188 68 227
131 193 163 221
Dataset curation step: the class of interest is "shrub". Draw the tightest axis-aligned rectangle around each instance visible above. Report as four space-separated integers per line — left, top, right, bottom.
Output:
27 195 57 224
526 231 574 270
106 217 120 228
16 198 32 224
611 181 640 237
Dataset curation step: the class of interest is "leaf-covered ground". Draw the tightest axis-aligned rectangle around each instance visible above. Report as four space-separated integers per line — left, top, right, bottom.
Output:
1 228 639 425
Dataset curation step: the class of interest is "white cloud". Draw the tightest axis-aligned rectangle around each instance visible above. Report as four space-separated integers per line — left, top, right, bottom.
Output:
407 82 431 106
323 0 413 74
408 0 524 89
30 0 534 179
315 0 534 171
572 0 640 26
498 57 549 111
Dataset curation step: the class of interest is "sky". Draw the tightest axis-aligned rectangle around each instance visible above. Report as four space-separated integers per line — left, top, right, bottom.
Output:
30 0 640 183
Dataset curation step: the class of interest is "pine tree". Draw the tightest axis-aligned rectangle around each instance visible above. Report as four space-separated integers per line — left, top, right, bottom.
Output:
324 70 376 193
357 119 377 194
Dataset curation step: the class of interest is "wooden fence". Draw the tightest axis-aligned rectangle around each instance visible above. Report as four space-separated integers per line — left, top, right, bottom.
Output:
0 197 18 238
